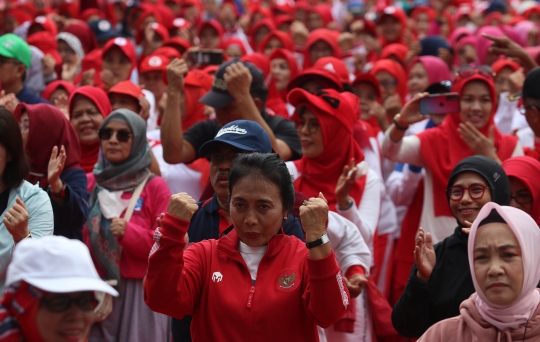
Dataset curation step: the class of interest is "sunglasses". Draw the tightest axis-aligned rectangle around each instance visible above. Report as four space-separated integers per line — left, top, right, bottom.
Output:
455 65 495 80
98 128 133 143
41 293 99 313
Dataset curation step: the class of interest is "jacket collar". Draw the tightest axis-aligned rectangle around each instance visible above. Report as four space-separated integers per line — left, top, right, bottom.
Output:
217 227 289 258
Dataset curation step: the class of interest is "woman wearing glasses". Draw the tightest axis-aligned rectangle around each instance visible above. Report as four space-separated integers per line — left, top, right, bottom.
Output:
392 155 512 338
13 103 89 241
502 156 540 225
85 109 171 342
286 88 381 341
382 66 522 245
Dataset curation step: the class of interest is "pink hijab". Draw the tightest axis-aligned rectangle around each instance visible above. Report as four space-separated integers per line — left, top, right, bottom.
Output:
411 56 452 84
468 203 540 331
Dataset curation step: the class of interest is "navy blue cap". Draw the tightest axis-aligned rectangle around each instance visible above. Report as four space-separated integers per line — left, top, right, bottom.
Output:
419 36 451 57
89 19 119 43
199 120 271 156
199 59 265 109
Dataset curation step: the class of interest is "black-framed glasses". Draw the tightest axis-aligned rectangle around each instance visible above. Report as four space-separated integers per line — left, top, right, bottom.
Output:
510 193 533 205
98 128 133 143
40 293 99 313
448 185 490 201
455 65 495 80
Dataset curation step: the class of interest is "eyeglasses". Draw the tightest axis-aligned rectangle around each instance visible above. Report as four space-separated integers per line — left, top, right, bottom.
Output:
98 128 132 143
210 153 238 164
510 193 533 205
455 65 495 80
296 120 320 135
40 293 99 313
448 184 489 201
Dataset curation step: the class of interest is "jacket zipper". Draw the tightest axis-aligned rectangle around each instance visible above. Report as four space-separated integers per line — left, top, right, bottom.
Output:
246 285 255 308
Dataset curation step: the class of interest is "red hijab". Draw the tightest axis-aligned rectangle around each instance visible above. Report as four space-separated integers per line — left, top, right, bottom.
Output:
68 86 111 174
417 74 518 217
502 156 540 225
13 104 81 189
221 37 248 56
41 81 76 102
248 18 276 50
269 48 299 101
310 5 334 28
289 88 366 211
258 30 295 53
63 22 98 54
352 73 383 135
73 49 103 87
492 59 520 75
303 28 341 69
242 53 289 118
369 59 408 103
380 43 409 67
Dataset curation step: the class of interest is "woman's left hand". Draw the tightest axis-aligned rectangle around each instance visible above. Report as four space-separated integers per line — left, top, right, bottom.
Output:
48 145 66 194
299 193 329 241
110 218 127 239
457 123 501 162
335 158 357 209
344 273 368 298
3 197 29 243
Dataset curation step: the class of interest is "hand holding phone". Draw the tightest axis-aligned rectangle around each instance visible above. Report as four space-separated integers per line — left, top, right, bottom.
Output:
419 92 460 115
193 49 223 66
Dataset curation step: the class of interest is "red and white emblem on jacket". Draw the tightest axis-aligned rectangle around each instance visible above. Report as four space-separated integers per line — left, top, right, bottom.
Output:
275 268 300 292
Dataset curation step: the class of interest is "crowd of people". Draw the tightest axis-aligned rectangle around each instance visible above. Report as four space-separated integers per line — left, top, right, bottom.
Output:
1 0 540 341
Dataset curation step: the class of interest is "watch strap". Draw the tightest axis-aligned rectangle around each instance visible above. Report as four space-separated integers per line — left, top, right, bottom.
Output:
305 232 330 249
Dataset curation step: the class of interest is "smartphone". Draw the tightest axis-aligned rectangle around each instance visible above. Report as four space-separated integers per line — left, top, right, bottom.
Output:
193 49 223 66
419 92 460 115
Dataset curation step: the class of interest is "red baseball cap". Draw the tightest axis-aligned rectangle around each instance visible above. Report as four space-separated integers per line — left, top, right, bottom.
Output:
28 15 58 36
108 80 144 100
150 22 170 42
154 47 182 61
287 68 344 93
313 57 351 85
102 37 136 69
139 54 169 75
163 37 191 54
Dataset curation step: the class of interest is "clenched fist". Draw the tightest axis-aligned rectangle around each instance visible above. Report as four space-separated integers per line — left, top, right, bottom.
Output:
299 192 329 242
167 58 189 91
168 193 199 221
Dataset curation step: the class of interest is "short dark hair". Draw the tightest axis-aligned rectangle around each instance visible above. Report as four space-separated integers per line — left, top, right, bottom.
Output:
250 86 268 111
228 153 295 212
0 106 30 188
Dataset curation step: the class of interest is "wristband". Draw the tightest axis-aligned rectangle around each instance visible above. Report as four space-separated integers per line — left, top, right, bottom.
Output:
50 183 66 199
337 199 354 211
306 232 330 249
393 114 409 130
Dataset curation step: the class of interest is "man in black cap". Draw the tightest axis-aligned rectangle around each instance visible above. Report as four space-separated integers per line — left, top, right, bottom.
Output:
160 58 301 165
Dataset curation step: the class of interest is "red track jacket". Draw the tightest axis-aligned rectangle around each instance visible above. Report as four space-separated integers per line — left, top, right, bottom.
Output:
144 213 350 341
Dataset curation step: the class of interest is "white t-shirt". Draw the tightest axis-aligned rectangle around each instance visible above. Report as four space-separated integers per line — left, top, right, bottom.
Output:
239 241 267 281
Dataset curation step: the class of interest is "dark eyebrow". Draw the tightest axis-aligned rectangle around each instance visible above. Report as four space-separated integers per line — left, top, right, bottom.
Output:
474 244 520 253
452 181 487 187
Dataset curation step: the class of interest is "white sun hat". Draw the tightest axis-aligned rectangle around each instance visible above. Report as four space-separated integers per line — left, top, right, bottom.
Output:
5 235 118 297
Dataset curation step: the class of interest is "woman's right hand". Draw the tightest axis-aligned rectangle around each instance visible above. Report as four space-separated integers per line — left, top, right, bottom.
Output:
397 92 430 127
3 198 30 243
414 227 436 283
167 193 199 221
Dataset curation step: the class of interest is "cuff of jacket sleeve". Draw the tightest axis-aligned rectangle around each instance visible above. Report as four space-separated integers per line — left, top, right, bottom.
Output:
345 265 365 279
160 213 190 241
307 251 341 280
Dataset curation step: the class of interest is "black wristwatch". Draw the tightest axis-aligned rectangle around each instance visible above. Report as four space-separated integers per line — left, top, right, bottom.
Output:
306 232 330 249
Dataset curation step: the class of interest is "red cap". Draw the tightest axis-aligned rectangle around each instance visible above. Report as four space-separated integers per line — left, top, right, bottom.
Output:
102 37 136 70
154 46 183 61
108 80 144 100
288 88 356 128
26 31 62 65
28 15 58 37
41 80 76 102
286 68 344 93
139 54 170 75
163 37 191 54
172 17 192 30
313 57 350 85
81 8 105 22
150 22 170 41
376 6 407 28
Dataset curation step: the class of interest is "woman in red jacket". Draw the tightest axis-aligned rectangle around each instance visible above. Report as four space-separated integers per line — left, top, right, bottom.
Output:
145 153 350 341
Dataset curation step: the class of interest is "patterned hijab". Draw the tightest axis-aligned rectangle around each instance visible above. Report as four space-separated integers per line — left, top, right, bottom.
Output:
87 109 151 281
